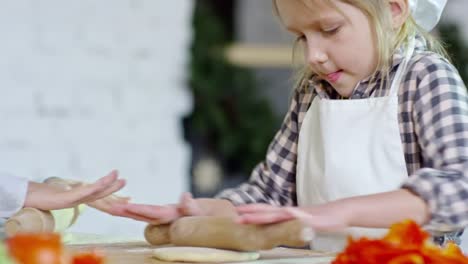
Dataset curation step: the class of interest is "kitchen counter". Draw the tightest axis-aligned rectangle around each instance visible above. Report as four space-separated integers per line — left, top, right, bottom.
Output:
68 242 336 264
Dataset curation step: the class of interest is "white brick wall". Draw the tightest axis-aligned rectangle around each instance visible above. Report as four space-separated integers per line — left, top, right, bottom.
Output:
0 0 193 238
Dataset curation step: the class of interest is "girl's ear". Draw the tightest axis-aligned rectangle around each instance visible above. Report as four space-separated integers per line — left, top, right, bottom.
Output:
389 0 410 29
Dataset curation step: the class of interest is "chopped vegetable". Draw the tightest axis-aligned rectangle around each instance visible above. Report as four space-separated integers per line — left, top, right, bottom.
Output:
0 241 15 264
333 220 468 264
6 233 63 264
71 252 105 264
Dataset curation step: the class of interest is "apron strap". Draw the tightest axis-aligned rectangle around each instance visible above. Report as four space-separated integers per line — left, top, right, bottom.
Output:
389 36 416 96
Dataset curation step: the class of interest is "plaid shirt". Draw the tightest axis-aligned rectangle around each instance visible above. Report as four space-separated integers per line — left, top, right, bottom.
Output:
216 37 468 234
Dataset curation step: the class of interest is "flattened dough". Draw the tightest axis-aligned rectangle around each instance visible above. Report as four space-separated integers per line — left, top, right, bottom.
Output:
152 247 260 263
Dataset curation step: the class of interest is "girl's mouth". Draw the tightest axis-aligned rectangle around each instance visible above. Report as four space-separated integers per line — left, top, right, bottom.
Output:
326 70 343 83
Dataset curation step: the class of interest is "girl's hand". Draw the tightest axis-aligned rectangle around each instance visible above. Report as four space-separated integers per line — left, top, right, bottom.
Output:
110 192 205 225
177 192 205 216
24 170 126 211
236 203 349 233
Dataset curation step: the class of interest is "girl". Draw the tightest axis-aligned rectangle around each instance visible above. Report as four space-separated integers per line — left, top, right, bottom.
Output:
115 0 468 251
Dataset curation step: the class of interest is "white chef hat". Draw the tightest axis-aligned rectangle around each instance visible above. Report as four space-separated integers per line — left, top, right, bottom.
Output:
409 0 448 31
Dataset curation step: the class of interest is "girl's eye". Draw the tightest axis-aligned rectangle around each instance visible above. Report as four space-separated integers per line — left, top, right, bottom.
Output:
322 26 341 35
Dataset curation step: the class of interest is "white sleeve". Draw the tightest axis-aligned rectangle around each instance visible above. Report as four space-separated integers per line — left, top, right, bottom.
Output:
0 174 29 218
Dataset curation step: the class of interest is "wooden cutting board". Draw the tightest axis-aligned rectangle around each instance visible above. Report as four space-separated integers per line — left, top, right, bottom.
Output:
68 242 336 264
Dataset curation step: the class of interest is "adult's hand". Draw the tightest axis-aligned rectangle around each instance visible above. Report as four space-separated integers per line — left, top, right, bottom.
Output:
24 170 126 211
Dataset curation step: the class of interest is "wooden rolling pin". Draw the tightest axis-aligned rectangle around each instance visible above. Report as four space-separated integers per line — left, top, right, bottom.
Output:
144 216 314 251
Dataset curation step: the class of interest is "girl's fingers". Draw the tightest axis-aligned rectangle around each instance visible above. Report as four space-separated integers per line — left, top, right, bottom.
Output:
122 209 174 225
180 192 193 202
123 204 167 216
236 211 294 224
178 192 202 216
285 207 313 220
236 203 282 214
124 213 166 224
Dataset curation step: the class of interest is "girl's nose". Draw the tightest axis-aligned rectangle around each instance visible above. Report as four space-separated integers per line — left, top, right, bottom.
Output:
307 47 328 65
305 37 328 65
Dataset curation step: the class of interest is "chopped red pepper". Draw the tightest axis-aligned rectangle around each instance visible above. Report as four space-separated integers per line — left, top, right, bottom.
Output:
71 252 105 264
333 220 468 264
6 233 63 264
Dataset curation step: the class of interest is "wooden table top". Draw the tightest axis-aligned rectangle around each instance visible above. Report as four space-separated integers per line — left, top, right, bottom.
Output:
67 242 336 264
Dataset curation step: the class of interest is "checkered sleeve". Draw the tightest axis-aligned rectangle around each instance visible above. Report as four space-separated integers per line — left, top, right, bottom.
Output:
401 53 468 230
215 89 301 206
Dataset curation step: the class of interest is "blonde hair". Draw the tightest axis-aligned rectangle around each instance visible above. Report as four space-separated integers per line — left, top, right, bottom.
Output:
272 0 448 93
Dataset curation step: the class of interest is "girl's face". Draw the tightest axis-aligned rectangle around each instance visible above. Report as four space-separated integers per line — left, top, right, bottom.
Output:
276 0 378 97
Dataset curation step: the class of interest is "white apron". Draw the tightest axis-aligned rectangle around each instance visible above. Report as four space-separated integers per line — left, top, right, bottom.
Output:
296 38 416 252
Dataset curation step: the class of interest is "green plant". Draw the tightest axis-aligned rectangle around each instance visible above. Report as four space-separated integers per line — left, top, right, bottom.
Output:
185 0 279 176
438 23 468 85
